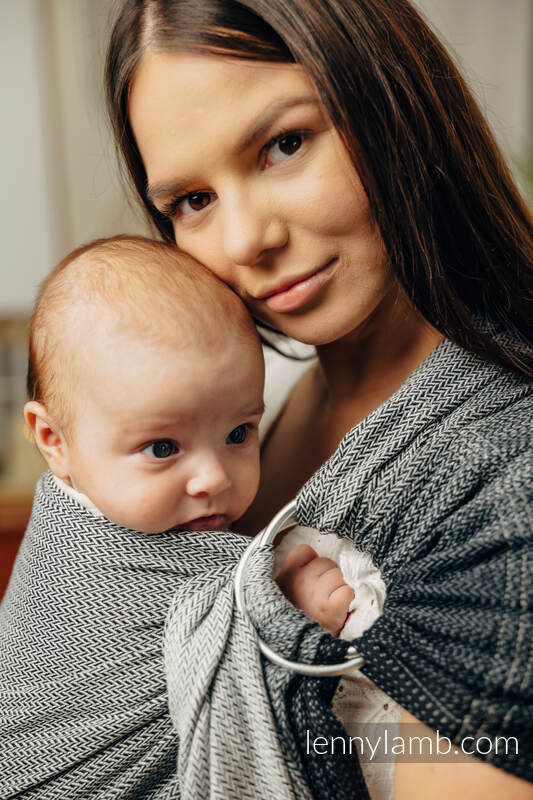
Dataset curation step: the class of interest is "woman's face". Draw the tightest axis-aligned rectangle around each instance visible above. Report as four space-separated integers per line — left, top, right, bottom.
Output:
129 53 392 346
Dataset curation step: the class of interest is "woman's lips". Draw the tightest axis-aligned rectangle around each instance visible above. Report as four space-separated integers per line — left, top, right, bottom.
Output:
180 514 227 531
261 259 336 313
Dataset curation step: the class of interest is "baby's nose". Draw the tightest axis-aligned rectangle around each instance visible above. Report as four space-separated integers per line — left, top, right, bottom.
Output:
185 458 231 497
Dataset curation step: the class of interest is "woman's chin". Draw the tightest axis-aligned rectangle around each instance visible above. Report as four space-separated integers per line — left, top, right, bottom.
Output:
263 282 405 349
259 308 377 349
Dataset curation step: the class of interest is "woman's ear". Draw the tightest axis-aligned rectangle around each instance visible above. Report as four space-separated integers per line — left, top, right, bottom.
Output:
24 401 71 481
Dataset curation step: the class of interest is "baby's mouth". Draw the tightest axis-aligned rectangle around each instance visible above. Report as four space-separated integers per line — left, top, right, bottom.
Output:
180 514 228 531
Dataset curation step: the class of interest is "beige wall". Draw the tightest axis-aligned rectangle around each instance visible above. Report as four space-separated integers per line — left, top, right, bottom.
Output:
416 0 532 173
1 0 150 316
43 0 151 254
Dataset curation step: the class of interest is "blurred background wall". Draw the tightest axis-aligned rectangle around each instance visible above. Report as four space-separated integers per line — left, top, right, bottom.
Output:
0 0 531 574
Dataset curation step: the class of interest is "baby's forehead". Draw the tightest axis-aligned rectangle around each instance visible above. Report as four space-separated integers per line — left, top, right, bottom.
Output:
30 236 263 433
72 308 264 425
65 301 240 364
66 292 262 381
61 260 249 342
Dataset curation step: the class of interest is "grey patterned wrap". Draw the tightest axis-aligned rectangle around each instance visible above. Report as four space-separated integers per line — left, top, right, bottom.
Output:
0 475 255 799
1 336 532 799
165 337 533 795
165 545 366 800
296 337 533 782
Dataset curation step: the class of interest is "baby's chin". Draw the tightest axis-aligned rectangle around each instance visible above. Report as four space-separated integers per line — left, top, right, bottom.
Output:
109 512 233 534
105 503 244 533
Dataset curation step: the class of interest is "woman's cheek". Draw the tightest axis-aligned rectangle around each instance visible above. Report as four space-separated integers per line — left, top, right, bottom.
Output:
306 134 373 236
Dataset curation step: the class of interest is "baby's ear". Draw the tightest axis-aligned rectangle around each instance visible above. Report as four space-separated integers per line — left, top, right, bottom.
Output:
24 401 71 480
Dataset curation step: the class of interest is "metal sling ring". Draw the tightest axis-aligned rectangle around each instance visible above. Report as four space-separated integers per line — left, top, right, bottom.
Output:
234 499 365 676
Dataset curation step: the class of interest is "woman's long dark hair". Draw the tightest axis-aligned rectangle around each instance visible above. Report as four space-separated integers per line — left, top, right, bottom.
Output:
106 0 533 375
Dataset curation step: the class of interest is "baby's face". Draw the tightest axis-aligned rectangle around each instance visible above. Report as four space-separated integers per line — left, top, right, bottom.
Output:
63 324 264 533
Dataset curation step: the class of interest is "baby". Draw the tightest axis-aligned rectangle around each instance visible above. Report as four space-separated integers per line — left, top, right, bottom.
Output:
23 233 356 634
24 235 265 538
1 235 381 797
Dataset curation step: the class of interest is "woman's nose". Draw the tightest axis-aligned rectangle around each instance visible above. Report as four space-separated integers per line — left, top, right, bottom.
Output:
185 457 231 497
221 190 288 266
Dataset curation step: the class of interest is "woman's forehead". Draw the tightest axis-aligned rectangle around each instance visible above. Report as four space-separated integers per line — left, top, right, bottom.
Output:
129 52 318 186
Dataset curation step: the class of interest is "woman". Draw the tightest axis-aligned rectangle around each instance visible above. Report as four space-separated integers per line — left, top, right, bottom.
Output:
106 0 532 797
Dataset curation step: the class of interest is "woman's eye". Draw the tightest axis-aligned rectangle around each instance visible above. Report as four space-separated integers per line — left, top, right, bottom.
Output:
226 425 248 445
142 439 179 459
177 191 215 217
264 132 304 167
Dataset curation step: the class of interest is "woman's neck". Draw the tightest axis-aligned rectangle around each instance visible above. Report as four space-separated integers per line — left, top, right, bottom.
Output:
315 289 444 425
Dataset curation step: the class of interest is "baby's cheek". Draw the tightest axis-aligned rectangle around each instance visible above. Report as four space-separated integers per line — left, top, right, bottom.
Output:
118 492 163 533
133 493 150 522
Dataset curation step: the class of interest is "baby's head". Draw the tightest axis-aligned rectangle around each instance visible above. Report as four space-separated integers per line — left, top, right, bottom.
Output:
25 235 264 532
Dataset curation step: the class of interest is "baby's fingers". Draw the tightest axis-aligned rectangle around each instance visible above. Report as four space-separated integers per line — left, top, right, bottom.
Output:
329 584 355 614
277 544 318 577
316 566 350 600
276 544 318 604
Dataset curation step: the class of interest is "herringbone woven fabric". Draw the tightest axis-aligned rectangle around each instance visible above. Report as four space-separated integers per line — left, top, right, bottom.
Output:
296 337 533 782
164 547 314 800
0 475 253 799
166 336 532 797
2 335 532 799
165 545 367 800
245 558 370 799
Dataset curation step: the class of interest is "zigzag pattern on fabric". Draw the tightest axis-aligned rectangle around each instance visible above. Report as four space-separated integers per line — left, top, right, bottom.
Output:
0 473 250 799
2 334 532 798
166 335 533 796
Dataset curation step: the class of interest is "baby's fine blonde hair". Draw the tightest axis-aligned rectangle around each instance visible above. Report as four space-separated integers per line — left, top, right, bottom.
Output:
27 235 258 432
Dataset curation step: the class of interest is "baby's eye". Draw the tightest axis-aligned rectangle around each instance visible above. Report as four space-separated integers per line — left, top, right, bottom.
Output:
263 132 305 167
142 439 179 459
226 425 248 445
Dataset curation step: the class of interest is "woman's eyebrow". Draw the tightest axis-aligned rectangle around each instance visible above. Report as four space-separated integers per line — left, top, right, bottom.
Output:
236 95 319 152
146 95 319 203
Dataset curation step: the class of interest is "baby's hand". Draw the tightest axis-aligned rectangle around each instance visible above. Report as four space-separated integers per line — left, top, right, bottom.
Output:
276 544 355 637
